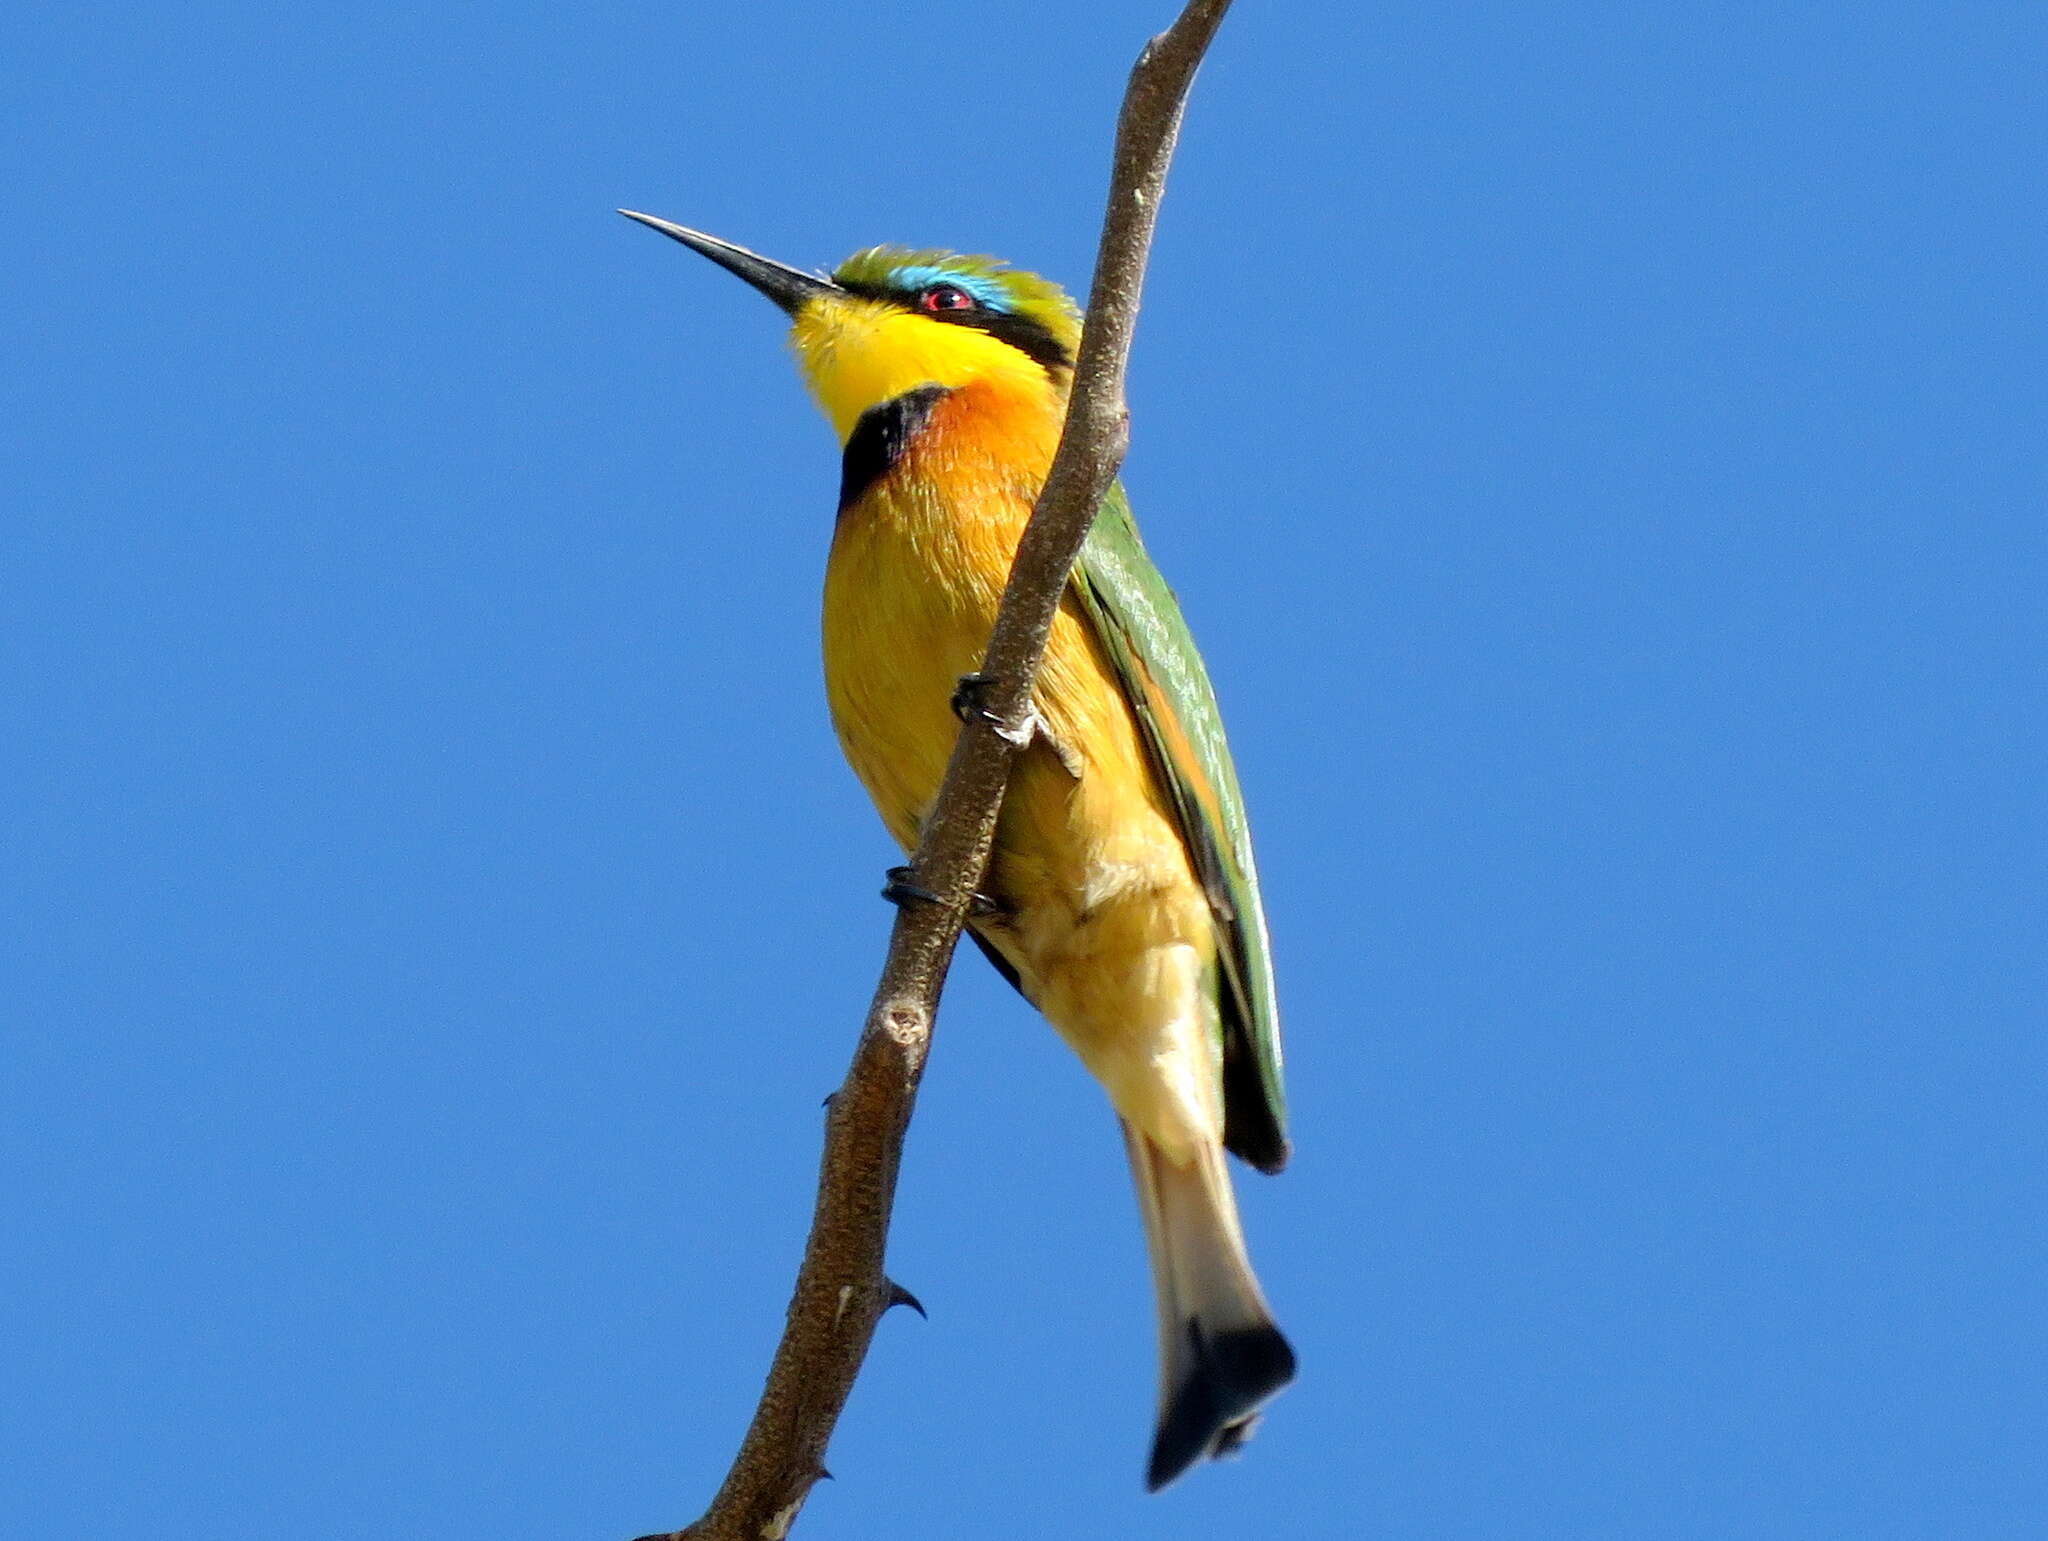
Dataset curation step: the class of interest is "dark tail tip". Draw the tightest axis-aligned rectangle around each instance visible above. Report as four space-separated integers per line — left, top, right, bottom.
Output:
1145 1318 1297 1491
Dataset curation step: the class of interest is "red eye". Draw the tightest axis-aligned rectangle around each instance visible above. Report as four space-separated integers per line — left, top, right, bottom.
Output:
919 284 977 313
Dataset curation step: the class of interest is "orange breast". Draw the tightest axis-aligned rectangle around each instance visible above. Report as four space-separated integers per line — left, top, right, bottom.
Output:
819 380 1209 997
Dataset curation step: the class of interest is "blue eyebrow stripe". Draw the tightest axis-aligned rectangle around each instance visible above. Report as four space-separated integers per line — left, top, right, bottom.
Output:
885 265 1011 311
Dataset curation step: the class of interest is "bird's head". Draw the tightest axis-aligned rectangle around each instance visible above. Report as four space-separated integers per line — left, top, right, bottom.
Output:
622 212 1081 442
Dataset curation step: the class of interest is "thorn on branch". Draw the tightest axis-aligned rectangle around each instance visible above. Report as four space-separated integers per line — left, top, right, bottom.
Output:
885 1280 928 1319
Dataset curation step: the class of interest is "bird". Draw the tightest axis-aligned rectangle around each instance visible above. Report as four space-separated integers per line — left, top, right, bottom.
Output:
622 211 1294 1490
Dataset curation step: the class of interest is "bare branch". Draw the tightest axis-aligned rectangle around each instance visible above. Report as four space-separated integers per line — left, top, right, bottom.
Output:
636 5 1235 1537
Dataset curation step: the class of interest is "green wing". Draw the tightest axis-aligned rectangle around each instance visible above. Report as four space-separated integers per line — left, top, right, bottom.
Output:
1072 482 1289 1173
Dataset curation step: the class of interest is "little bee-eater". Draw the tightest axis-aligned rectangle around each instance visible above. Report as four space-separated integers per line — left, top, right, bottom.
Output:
623 212 1294 1489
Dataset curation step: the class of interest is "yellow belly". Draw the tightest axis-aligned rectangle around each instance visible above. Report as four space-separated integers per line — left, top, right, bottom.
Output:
821 408 1223 1156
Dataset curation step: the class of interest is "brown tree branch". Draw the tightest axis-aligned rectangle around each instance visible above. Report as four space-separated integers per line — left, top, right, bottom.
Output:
637 5 1235 1536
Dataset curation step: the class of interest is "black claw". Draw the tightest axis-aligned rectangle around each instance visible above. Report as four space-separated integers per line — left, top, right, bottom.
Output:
968 891 1006 919
950 672 1000 724
951 672 1038 748
885 1280 928 1319
881 865 941 907
815 1464 833 1483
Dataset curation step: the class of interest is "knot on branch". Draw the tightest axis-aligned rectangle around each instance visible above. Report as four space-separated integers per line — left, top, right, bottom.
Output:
879 1001 930 1044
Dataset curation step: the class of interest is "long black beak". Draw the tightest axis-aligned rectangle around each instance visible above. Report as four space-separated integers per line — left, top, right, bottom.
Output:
618 210 839 316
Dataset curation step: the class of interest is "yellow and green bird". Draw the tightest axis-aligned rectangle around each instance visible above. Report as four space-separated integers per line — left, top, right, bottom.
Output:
623 211 1294 1489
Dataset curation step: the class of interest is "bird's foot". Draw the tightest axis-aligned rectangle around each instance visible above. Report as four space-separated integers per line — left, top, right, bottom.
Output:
951 672 1036 748
882 866 941 907
949 671 1000 724
884 865 1005 917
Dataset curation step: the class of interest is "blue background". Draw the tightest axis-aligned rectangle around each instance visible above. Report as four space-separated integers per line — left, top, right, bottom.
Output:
5 3 2042 1537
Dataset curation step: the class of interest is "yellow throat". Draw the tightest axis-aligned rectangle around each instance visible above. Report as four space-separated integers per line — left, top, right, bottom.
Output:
788 294 1063 443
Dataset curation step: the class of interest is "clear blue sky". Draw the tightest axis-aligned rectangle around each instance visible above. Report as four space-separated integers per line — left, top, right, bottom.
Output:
4 3 2042 1537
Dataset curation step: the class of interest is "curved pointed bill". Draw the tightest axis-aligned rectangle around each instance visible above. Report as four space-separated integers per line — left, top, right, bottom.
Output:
618 210 839 316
